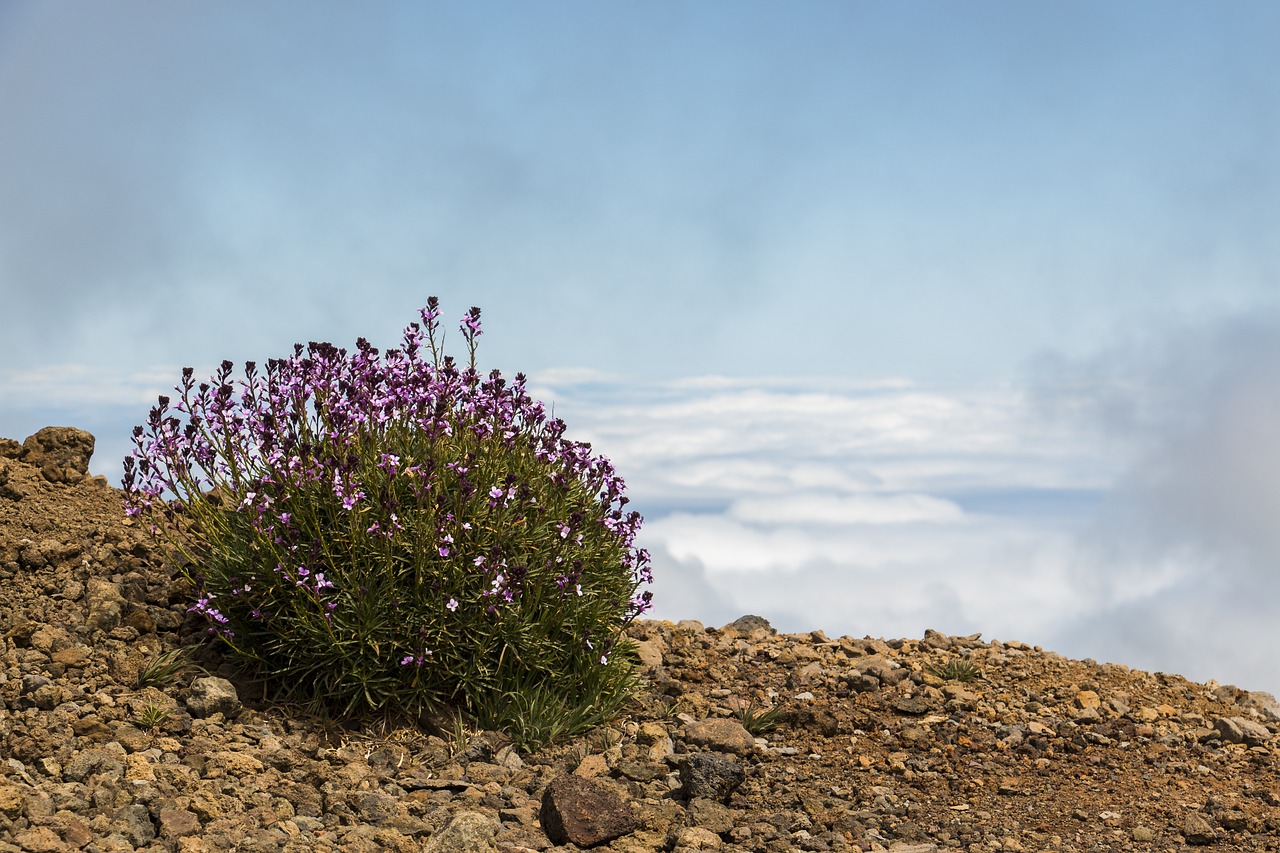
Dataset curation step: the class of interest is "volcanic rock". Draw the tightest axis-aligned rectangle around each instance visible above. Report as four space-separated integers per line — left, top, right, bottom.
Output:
19 426 95 484
539 774 637 847
4 428 1280 852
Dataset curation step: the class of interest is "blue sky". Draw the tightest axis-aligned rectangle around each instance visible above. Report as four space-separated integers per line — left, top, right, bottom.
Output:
2 2 1280 693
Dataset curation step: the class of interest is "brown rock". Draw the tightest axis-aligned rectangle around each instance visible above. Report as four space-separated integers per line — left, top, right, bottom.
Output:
0 781 24 817
682 718 756 756
20 426 95 483
1182 812 1218 846
85 578 126 631
11 826 69 852
540 774 636 847
158 807 202 838
634 639 665 668
1074 690 1101 710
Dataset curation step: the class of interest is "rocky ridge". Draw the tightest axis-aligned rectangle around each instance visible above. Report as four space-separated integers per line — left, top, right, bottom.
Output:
3 428 1280 852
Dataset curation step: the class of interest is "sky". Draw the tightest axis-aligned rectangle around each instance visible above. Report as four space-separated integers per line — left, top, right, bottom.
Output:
2 1 1280 694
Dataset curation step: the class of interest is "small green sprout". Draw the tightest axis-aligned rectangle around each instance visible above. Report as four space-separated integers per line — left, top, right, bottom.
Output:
927 658 984 683
134 700 173 732
135 647 203 690
735 700 783 735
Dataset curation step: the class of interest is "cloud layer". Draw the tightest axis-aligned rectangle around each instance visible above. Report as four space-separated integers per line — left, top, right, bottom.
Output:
2 314 1278 695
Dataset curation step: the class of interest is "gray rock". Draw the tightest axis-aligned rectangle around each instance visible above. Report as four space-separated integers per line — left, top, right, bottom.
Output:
683 718 756 756
423 811 497 852
350 790 400 824
20 426 95 484
724 614 775 638
63 747 126 782
20 673 52 694
186 676 242 719
1241 691 1280 722
845 672 881 693
1182 812 1218 846
1213 716 1272 746
540 774 637 847
112 803 156 846
680 753 745 803
688 797 735 834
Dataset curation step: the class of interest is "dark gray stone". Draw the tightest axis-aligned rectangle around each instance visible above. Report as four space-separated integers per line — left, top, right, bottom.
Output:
680 752 745 803
113 803 156 846
725 614 775 636
350 790 400 824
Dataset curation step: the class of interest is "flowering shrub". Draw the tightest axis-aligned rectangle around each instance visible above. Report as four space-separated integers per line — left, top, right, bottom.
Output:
123 298 653 746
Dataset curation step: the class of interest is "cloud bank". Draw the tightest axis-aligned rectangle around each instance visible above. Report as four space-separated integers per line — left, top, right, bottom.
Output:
2 314 1277 695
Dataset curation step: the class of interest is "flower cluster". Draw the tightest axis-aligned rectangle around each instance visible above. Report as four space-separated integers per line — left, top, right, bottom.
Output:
124 298 652 736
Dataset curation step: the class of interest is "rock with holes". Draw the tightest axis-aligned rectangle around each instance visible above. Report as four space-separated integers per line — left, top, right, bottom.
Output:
20 426 95 484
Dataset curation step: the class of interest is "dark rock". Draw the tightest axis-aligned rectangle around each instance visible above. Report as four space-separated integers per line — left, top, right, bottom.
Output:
680 752 745 803
724 614 775 637
112 802 156 846
845 672 881 693
0 437 22 459
21 426 95 484
350 790 400 824
540 774 636 847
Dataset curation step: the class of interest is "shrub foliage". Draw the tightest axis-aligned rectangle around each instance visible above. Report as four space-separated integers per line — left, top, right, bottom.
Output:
124 299 653 746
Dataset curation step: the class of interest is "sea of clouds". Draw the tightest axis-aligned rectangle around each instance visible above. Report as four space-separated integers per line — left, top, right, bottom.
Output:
2 316 1278 695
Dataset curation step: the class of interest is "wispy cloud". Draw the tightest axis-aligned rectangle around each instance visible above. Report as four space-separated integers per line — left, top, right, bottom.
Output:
0 364 177 408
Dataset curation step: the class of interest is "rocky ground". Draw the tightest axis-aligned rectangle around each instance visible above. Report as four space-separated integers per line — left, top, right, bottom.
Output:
3 427 1280 853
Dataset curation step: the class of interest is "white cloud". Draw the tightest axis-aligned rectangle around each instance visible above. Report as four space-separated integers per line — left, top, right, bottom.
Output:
7 330 1280 696
0 364 177 408
726 492 964 526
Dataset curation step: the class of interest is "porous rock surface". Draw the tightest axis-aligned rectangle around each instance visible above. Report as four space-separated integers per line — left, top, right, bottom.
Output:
4 428 1280 852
